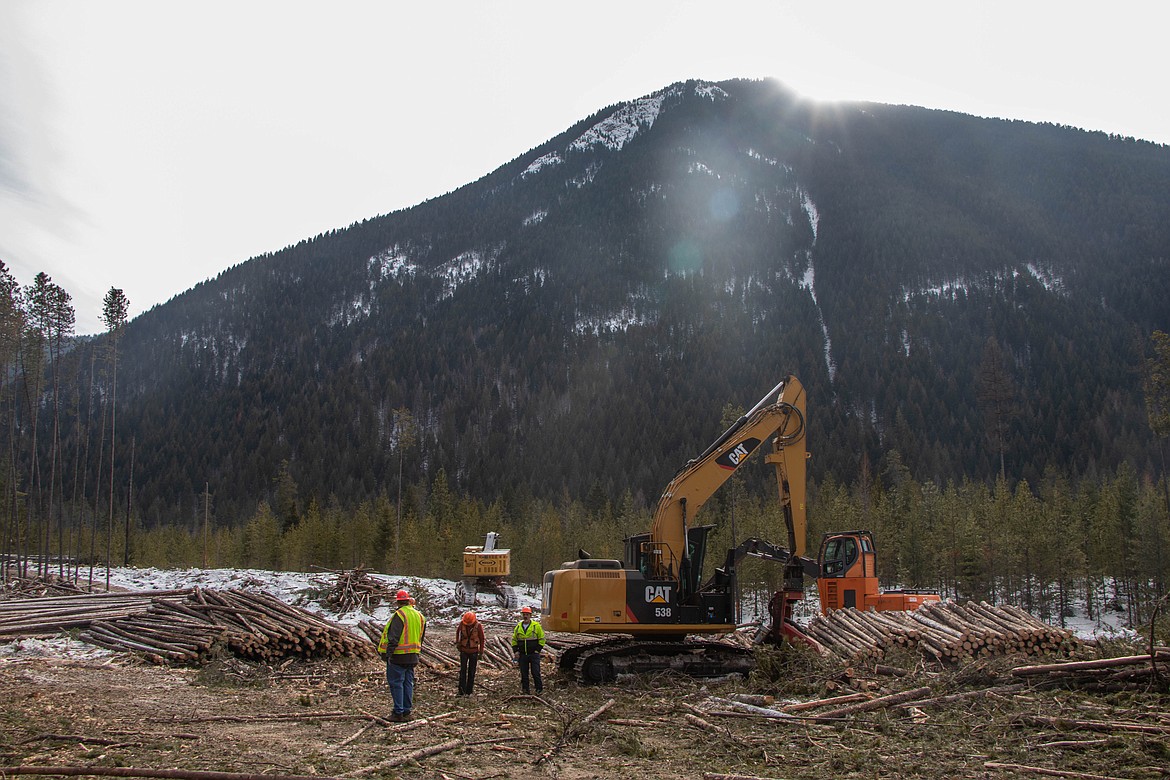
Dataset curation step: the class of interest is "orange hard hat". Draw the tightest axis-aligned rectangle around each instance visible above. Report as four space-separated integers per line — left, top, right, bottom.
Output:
520 605 532 614
462 611 476 625
395 589 410 601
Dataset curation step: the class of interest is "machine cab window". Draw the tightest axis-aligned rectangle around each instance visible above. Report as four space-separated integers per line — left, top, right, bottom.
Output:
821 536 858 577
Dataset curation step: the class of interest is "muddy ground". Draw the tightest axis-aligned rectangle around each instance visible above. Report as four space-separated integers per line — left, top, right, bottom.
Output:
1 646 1167 780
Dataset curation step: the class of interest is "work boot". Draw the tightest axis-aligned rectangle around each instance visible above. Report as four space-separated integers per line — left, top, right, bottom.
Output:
390 713 405 723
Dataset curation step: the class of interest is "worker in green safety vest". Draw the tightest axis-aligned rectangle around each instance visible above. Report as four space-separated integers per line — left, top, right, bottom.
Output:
511 605 546 694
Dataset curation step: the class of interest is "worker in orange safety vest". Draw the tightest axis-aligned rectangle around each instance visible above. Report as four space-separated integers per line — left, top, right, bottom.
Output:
455 610 486 696
378 589 427 722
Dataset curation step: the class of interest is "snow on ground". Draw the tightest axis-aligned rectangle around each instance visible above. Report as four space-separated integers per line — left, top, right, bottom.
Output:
0 566 1136 662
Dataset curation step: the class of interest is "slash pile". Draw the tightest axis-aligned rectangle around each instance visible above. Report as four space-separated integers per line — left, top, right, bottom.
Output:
803 600 1079 664
323 566 398 613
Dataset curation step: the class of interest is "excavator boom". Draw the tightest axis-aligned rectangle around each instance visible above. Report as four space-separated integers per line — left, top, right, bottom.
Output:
647 376 807 596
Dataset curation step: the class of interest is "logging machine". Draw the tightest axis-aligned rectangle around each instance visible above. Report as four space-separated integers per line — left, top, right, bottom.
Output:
542 375 939 683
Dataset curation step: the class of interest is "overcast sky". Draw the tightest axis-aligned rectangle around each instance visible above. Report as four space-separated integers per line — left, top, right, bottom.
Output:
2 1 1166 334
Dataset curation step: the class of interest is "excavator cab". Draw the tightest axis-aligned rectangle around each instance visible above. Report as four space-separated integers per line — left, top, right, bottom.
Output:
817 530 939 613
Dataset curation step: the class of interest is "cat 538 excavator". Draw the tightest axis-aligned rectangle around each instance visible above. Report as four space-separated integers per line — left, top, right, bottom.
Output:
542 375 819 683
542 375 938 683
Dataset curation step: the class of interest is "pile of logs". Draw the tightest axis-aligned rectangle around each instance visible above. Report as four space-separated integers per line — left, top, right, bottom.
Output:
78 587 376 665
0 589 192 638
803 600 1079 664
1010 648 1169 691
322 567 396 614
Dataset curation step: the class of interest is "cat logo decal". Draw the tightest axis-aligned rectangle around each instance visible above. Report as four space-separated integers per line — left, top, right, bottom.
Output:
645 585 671 603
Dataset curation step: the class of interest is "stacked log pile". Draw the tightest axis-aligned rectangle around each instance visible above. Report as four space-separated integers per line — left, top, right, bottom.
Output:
803 601 1079 664
0 589 192 638
78 587 376 665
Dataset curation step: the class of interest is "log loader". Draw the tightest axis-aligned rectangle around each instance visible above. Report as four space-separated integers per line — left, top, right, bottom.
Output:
542 375 939 683
542 375 818 683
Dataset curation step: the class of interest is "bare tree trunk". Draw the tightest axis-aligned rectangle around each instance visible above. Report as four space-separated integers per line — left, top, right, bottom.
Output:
106 342 117 589
73 349 97 581
124 437 135 566
89 397 107 589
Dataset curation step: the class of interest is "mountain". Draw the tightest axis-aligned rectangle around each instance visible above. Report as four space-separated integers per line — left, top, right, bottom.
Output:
75 78 1170 525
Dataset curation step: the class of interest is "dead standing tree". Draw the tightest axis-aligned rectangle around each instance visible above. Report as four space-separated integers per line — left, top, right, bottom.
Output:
101 287 129 584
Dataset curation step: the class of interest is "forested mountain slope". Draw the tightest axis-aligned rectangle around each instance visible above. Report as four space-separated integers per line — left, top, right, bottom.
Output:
75 78 1170 525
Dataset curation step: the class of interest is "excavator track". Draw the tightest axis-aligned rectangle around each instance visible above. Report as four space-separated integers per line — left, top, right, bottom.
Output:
561 638 755 684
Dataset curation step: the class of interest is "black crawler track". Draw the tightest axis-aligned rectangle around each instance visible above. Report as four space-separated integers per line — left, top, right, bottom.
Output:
560 637 756 684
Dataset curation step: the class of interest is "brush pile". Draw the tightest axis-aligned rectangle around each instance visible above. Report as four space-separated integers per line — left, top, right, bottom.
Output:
321 566 397 613
804 600 1079 664
0 573 88 599
76 587 376 665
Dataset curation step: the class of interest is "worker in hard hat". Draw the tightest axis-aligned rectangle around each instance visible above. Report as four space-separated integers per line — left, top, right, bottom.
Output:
511 605 546 694
455 610 486 696
378 589 427 722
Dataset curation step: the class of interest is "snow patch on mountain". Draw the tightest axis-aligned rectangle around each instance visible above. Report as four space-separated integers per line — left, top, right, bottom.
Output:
520 82 724 179
369 247 418 281
437 250 489 299
570 94 667 153
575 306 651 335
523 209 548 226
904 278 969 302
689 161 717 177
570 162 601 188
514 268 548 295
331 293 371 329
695 84 729 101
745 148 790 172
522 151 562 178
1025 262 1065 293
800 261 836 380
800 190 820 242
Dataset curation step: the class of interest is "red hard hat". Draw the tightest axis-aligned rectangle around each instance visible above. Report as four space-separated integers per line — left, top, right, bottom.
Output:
395 589 410 601
521 605 532 614
462 611 476 625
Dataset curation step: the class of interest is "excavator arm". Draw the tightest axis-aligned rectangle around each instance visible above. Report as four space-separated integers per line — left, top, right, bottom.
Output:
647 375 808 599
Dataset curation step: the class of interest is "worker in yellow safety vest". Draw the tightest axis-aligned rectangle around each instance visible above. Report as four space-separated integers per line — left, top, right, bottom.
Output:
378 589 427 722
511 605 546 694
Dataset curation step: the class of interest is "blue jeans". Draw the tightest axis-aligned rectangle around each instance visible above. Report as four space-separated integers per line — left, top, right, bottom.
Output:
385 660 415 715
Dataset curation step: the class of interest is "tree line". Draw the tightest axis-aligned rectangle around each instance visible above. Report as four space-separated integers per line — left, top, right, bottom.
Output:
0 261 129 586
101 455 1168 631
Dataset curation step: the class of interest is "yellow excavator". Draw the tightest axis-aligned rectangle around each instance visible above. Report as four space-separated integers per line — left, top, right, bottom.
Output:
542 375 938 683
543 375 818 682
